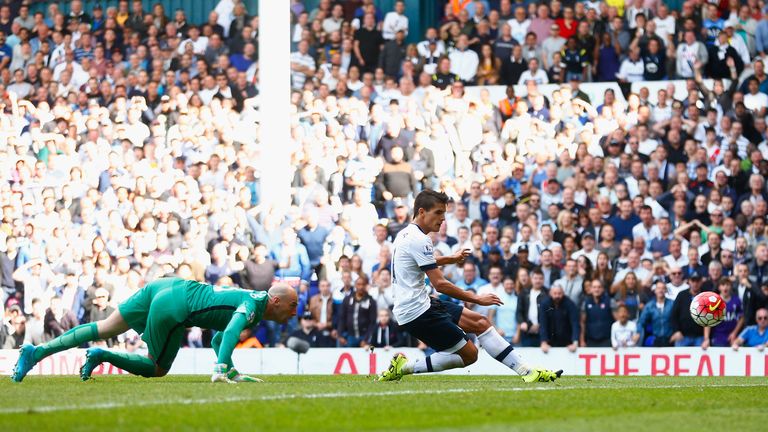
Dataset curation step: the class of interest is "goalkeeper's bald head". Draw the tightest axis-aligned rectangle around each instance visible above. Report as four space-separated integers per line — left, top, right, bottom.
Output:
265 283 298 323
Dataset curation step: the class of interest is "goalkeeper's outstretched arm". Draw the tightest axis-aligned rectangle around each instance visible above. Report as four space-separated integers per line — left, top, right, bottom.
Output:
213 313 248 373
211 331 233 370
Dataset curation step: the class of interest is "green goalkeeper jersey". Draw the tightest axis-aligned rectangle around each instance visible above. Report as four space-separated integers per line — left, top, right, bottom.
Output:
184 281 268 330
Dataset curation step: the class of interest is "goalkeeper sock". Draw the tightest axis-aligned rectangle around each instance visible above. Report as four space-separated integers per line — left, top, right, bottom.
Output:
99 351 157 378
477 327 530 376
34 322 99 361
404 352 465 374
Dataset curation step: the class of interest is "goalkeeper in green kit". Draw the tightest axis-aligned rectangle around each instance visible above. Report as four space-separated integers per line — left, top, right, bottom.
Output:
11 278 298 383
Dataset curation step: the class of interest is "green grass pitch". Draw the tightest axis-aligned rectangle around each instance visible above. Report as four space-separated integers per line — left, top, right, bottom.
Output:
1 375 766 431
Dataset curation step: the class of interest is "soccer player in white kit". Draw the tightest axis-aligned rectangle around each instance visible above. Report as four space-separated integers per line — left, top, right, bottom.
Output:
378 190 562 382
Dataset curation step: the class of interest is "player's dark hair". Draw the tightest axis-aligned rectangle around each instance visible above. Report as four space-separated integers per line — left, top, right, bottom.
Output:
413 189 449 218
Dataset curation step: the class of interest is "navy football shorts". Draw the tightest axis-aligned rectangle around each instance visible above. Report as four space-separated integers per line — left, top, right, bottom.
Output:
398 297 469 352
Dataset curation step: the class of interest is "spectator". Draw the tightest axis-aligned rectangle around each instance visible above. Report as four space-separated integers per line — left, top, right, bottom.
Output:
611 304 640 349
12 258 56 315
706 278 744 347
205 242 237 285
44 295 78 342
516 270 546 347
611 271 644 319
554 259 584 308
376 146 416 218
379 30 406 78
572 231 599 266
595 32 621 82
476 265 504 317
431 56 459 89
337 274 377 347
288 311 334 348
537 249 561 289
297 210 330 279
669 271 707 348
490 276 518 343
368 308 400 348
475 43 500 85
580 279 614 347
87 289 116 345
675 30 708 78
638 280 674 347
455 261 487 293
517 58 548 85
539 284 579 352
23 298 45 345
272 228 312 288
664 267 689 300
291 39 316 89
529 5 554 44
449 34 479 84
368 268 394 312
502 44 527 85
382 1 408 40
240 244 278 292
732 308 768 350
2 304 25 349
354 12 383 74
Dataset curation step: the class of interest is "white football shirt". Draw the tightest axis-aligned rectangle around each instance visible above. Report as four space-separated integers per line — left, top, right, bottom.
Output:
391 224 437 325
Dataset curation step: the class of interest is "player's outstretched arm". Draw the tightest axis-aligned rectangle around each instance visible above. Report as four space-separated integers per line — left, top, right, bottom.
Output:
425 267 503 306
211 313 249 382
211 331 234 370
435 249 471 266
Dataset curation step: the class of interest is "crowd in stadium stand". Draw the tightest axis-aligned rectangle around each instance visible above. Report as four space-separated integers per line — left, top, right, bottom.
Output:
2 0 768 355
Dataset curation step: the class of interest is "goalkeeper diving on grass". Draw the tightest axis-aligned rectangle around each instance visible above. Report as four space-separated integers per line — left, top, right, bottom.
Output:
11 278 297 383
378 189 562 383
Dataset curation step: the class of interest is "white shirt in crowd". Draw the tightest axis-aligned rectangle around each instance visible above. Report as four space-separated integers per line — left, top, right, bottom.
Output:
475 282 503 317
178 36 209 55
632 223 661 248
382 12 408 40
617 58 645 82
611 320 639 348
449 48 479 82
652 16 675 45
290 51 316 89
528 288 541 326
665 282 689 301
571 248 599 266
518 68 549 85
508 18 531 44
744 92 768 114
417 40 446 58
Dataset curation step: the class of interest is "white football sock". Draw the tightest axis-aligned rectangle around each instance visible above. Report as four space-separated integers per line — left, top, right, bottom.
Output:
404 352 465 374
477 327 530 376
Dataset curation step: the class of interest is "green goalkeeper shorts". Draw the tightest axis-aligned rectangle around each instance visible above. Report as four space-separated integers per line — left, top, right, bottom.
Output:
118 278 191 370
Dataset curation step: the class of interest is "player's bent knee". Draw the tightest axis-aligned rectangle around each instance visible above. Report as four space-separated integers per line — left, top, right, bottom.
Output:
459 342 479 365
476 316 492 333
154 366 169 377
97 310 131 339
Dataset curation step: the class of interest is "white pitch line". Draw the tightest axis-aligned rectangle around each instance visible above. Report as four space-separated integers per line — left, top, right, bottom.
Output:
1 382 765 415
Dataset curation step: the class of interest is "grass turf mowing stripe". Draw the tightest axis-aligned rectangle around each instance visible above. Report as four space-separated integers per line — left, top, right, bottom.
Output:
1 381 765 414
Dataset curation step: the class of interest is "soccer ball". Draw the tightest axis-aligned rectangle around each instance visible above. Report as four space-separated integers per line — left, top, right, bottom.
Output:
690 292 726 327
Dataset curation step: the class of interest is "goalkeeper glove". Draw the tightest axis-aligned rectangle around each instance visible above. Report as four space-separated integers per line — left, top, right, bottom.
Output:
227 367 264 383
211 363 236 383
